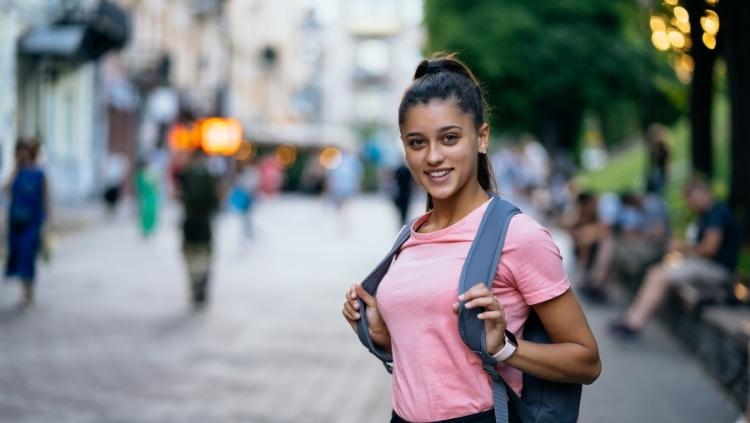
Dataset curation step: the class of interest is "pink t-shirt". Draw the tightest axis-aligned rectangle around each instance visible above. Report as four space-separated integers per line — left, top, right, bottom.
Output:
377 200 570 422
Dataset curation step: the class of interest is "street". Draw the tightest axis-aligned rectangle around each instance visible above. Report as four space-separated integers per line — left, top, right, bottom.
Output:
0 195 739 422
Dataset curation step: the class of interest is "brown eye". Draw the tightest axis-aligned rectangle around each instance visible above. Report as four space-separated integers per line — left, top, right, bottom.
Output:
409 139 425 147
443 134 458 143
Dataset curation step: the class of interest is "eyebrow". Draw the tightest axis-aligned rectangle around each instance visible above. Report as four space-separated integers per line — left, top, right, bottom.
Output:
405 125 463 138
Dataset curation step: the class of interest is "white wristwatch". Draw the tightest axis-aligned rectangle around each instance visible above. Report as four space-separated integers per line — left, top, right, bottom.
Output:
492 330 518 362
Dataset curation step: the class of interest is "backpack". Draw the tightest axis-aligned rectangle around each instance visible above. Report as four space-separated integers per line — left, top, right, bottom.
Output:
9 169 45 230
179 164 219 243
180 164 219 214
356 194 582 423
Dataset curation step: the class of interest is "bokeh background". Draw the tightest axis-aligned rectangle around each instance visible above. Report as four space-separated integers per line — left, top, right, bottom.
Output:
0 0 748 422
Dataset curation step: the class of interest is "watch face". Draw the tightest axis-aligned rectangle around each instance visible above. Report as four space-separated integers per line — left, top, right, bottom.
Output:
505 330 518 347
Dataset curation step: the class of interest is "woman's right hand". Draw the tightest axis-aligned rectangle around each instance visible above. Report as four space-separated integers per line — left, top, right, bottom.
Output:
342 284 391 352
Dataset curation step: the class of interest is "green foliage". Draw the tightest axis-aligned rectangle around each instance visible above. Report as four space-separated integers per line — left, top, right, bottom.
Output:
423 0 685 146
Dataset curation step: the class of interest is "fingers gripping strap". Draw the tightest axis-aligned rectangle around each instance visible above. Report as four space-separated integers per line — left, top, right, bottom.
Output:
456 195 534 423
457 195 521 354
356 219 417 373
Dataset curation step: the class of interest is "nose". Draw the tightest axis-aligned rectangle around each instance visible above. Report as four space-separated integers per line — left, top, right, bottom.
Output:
426 142 444 166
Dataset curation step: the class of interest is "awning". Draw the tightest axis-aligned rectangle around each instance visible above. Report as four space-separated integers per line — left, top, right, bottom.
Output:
19 0 129 62
19 26 89 59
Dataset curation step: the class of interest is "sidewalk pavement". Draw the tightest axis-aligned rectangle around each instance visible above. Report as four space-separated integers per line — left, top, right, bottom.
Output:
0 195 740 422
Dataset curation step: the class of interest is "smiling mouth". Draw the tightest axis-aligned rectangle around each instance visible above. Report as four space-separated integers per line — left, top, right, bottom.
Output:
426 169 452 178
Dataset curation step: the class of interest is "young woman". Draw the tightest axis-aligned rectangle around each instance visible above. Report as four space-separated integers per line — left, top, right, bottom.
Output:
342 56 601 423
5 139 51 311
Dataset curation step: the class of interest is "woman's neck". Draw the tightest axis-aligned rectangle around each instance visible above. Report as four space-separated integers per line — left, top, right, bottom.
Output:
426 183 490 231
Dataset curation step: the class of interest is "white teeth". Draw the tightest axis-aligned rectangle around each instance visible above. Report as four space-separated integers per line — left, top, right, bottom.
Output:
428 170 449 177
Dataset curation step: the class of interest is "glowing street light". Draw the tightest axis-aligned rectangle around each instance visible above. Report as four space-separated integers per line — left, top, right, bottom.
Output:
650 16 666 32
668 30 685 48
652 31 671 51
199 118 243 156
233 139 256 161
319 147 343 169
274 144 297 168
674 6 689 23
701 10 720 35
703 32 717 49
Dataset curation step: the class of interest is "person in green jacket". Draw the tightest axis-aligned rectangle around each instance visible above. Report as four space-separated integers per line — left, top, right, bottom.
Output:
134 159 159 238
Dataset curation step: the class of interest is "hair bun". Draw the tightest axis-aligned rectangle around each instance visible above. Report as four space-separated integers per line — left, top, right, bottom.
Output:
414 61 447 79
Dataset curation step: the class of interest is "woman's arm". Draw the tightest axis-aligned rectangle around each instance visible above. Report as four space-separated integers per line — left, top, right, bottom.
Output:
3 166 18 193
505 289 601 384
42 173 54 231
458 285 601 385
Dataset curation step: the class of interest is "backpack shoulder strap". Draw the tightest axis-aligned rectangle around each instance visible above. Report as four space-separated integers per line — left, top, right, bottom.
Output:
457 194 537 423
457 195 521 353
356 219 417 373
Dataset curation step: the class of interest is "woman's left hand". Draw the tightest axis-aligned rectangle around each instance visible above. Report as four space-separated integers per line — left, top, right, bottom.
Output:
452 283 507 355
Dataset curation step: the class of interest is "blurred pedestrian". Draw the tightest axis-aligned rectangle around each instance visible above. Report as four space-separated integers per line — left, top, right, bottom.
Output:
392 163 413 226
176 148 220 307
231 160 260 239
4 139 51 311
299 151 326 195
343 55 600 423
259 155 284 196
646 123 669 194
610 176 740 340
134 158 159 238
324 151 363 228
581 193 670 302
102 152 129 216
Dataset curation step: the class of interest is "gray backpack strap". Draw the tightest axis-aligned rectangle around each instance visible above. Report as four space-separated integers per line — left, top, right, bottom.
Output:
356 219 417 373
457 194 535 423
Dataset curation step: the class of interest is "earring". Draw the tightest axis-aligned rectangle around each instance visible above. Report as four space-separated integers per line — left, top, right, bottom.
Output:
481 150 487 154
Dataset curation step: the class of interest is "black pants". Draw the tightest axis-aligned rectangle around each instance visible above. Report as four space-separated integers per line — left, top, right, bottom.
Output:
390 409 495 423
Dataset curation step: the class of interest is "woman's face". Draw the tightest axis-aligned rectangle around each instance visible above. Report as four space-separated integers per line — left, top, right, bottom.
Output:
15 147 31 165
400 99 489 203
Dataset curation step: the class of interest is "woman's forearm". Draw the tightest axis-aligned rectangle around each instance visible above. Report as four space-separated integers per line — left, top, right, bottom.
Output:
505 339 601 385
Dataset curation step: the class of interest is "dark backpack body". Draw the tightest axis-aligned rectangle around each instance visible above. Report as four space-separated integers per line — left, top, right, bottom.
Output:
356 194 581 423
179 163 219 244
9 169 45 230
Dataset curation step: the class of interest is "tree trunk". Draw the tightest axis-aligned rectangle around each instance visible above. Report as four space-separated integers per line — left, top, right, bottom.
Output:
722 0 750 242
538 102 582 157
686 0 718 177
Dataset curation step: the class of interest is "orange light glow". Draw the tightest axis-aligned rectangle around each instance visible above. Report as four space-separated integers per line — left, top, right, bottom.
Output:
199 118 243 156
681 54 695 72
650 16 666 33
168 123 196 151
674 7 689 23
319 147 343 169
274 144 297 168
652 31 670 51
668 30 685 48
702 32 717 49
234 139 256 161
701 11 720 35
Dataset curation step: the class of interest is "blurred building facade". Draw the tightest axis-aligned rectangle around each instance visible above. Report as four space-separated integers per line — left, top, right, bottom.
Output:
0 0 129 201
0 0 424 202
226 0 424 155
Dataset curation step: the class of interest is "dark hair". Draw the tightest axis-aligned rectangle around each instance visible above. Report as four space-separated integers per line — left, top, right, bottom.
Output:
15 137 40 163
576 192 595 204
398 54 496 211
683 174 710 195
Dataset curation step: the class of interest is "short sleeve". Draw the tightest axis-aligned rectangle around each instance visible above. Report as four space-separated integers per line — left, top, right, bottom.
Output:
703 206 725 231
501 215 571 305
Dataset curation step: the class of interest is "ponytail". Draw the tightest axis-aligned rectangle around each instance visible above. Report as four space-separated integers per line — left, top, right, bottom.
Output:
399 54 497 211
